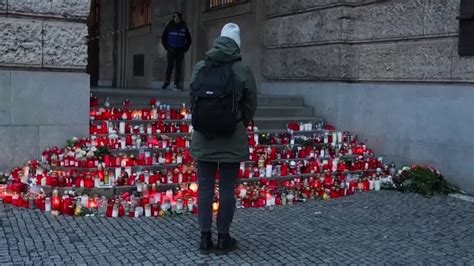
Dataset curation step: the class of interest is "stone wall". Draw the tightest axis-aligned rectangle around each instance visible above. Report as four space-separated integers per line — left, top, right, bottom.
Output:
0 0 90 172
261 81 474 195
261 0 474 194
0 0 89 70
263 0 474 82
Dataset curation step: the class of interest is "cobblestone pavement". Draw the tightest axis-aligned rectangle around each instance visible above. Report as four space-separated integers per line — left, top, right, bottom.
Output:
1 191 473 265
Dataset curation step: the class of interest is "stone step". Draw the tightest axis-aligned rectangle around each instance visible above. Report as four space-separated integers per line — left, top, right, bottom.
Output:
90 129 332 138
46 154 371 172
91 88 305 106
253 116 323 130
90 116 323 130
256 106 313 117
106 142 338 155
41 169 377 197
92 105 314 118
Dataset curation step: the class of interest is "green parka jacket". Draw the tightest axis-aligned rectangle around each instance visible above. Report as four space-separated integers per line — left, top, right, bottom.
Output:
189 36 257 162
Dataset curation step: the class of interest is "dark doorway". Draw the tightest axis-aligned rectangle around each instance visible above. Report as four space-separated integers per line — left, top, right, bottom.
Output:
87 0 100 86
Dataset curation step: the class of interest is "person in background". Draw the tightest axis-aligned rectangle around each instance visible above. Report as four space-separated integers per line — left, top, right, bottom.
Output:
161 12 192 91
189 23 258 255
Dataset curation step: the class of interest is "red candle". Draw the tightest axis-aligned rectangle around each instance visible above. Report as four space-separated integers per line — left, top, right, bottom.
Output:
52 194 61 211
281 163 289 176
103 155 110 167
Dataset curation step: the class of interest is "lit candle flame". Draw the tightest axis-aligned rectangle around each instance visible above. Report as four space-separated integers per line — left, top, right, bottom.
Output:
212 202 219 212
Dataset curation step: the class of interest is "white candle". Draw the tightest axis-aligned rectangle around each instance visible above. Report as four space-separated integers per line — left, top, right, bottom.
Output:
239 188 247 198
120 137 126 149
81 195 89 207
45 198 51 212
125 167 132 177
177 199 184 212
254 134 259 145
187 200 194 212
154 193 161 204
145 205 151 217
136 182 143 192
119 122 126 134
374 180 381 191
166 189 173 199
337 131 343 143
94 177 101 188
115 168 121 178
369 180 374 190
265 164 273 178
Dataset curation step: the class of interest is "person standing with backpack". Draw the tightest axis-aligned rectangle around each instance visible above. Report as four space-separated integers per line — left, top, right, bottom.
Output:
190 23 257 255
161 12 192 91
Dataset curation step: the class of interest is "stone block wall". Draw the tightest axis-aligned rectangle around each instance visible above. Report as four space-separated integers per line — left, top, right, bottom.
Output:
261 0 474 194
0 0 90 172
0 1 89 70
263 0 474 82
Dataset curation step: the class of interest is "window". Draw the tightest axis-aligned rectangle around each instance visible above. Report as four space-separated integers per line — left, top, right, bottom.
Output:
459 0 474 56
130 0 151 29
207 0 249 10
133 54 145 77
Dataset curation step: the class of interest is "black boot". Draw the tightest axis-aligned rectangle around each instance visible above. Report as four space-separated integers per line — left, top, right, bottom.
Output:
199 232 213 255
215 233 237 255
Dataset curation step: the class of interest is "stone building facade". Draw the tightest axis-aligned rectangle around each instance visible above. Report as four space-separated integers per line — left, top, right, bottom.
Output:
0 0 472 193
0 0 90 172
259 0 474 194
96 0 473 193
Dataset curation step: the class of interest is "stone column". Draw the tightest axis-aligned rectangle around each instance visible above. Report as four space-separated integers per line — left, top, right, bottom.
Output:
0 0 90 172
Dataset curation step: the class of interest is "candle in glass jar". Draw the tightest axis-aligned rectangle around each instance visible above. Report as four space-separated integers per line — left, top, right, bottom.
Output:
144 204 151 217
187 198 194 212
119 122 126 134
176 199 184 214
374 179 381 191
265 164 273 178
45 197 51 212
112 203 119 218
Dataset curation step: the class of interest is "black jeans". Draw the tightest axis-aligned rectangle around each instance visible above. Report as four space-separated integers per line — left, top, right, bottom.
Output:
165 49 184 85
197 161 239 234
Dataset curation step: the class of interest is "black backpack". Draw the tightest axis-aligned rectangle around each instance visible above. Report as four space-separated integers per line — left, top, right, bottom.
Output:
191 59 240 139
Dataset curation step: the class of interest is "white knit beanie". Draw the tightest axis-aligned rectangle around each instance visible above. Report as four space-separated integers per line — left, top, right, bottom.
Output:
220 23 241 48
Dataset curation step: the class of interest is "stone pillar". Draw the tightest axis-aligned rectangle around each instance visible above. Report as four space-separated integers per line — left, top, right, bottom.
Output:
99 0 115 87
0 0 90 172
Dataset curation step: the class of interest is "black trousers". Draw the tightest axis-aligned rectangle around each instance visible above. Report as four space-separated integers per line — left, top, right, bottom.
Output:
165 49 184 85
197 161 239 234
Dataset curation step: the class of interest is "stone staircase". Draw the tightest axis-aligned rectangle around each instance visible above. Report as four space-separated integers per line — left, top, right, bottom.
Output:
32 87 386 199
91 88 322 130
